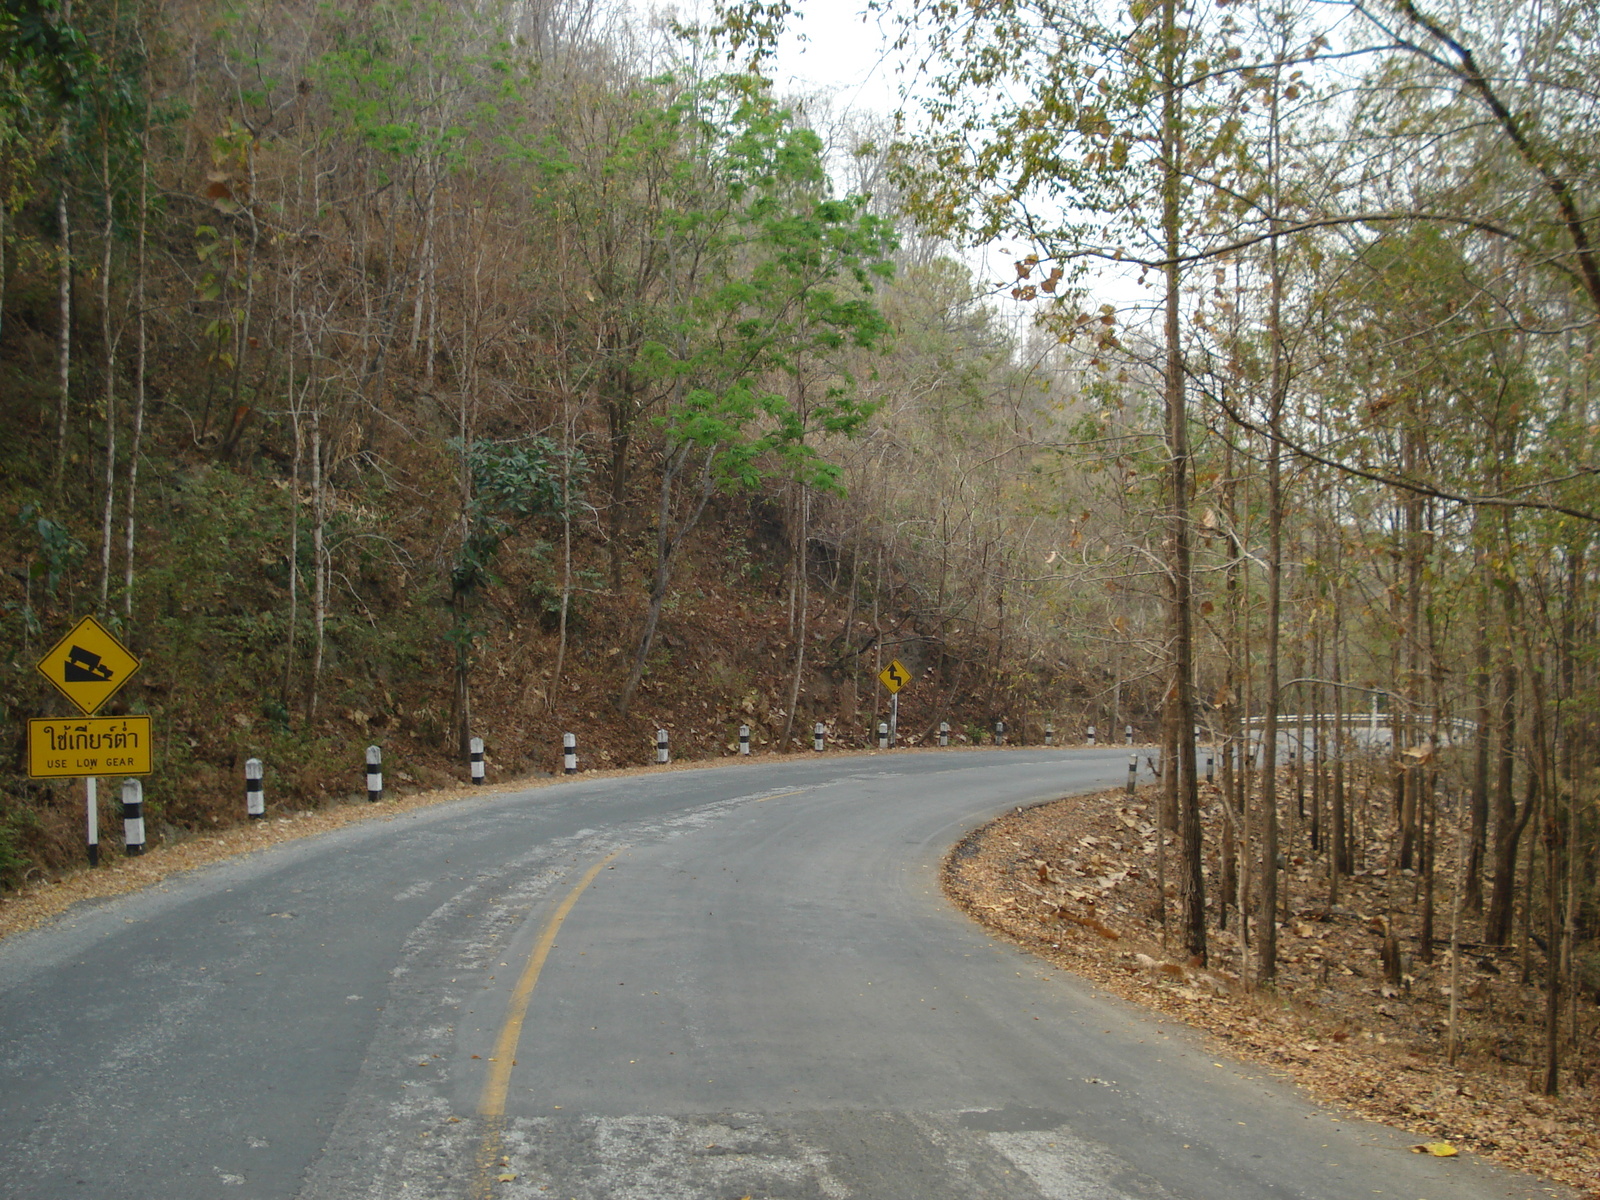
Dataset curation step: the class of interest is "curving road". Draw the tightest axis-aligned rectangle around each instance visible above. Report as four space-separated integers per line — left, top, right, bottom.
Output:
0 750 1558 1199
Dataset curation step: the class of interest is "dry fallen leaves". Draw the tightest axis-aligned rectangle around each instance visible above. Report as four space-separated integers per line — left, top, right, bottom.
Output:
945 785 1600 1200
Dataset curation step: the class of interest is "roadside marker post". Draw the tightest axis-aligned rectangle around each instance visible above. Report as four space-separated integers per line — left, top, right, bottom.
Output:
813 722 826 752
938 721 949 747
738 725 750 756
1087 724 1096 746
994 720 1006 746
1127 754 1138 796
1045 724 1054 746
563 733 577 774
656 729 669 765
86 777 99 867
366 745 383 803
469 737 485 785
246 758 264 819
121 778 145 856
1206 751 1215 784
1126 724 1134 745
877 722 888 750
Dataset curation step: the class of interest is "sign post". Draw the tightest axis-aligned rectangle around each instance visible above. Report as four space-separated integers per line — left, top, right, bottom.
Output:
30 615 148 865
877 659 909 748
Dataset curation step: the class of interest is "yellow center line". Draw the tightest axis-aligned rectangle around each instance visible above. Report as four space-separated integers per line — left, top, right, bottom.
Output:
475 848 621 1195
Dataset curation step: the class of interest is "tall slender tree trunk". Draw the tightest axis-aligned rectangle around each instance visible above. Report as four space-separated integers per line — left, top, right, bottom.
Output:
123 146 148 624
1329 581 1347 904
307 409 327 720
97 139 118 613
1466 553 1491 913
53 183 72 501
618 445 715 718
281 324 301 708
781 484 810 751
1486 581 1524 944
1254 60 1288 986
1161 0 1204 963
551 397 575 708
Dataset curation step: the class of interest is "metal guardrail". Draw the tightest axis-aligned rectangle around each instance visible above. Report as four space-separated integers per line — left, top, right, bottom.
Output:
1237 712 1477 734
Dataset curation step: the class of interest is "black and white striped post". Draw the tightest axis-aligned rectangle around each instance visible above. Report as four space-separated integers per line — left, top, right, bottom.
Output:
877 722 889 750
938 721 950 747
1206 750 1215 784
994 720 1006 746
366 745 383 803
1045 724 1055 746
655 729 670 764
469 737 485 785
121 778 145 856
738 725 751 756
246 758 265 819
1127 753 1138 796
813 722 826 752
1126 724 1134 745
563 733 577 774
86 777 99 867
1087 724 1096 746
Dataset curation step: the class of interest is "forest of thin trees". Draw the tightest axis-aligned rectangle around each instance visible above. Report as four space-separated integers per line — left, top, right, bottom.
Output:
2 0 1597 1092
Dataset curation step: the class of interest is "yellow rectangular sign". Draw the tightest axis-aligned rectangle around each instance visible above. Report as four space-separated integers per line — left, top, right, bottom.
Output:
28 716 152 778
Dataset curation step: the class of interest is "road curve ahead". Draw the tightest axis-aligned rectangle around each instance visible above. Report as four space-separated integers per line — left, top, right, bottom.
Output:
0 751 1558 1200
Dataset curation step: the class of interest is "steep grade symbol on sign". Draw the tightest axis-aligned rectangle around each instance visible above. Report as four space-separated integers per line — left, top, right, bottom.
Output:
35 615 141 716
64 646 115 682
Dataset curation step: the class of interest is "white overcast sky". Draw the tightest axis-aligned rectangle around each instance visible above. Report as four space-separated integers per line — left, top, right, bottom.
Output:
677 0 1143 310
769 0 905 116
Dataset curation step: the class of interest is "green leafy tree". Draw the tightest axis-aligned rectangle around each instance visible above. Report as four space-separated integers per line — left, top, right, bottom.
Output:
615 75 895 715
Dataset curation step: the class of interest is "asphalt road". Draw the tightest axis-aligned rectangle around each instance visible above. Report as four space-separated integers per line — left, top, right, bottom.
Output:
0 749 1562 1199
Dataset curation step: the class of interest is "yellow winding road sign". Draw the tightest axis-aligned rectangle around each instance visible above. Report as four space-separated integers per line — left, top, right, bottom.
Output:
878 659 910 694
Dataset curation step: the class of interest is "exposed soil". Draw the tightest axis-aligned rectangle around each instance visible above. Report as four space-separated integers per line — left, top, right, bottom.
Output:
945 784 1600 1199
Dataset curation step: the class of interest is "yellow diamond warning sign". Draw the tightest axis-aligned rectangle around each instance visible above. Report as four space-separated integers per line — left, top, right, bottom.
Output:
878 659 910 695
36 615 140 716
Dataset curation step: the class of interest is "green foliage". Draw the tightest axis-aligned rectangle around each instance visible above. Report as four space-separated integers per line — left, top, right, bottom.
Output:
1 0 94 101
451 438 585 597
15 503 83 597
636 76 897 495
310 0 518 175
0 796 38 888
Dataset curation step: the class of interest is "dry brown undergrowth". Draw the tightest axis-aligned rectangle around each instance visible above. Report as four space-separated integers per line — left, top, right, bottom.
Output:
945 786 1600 1199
